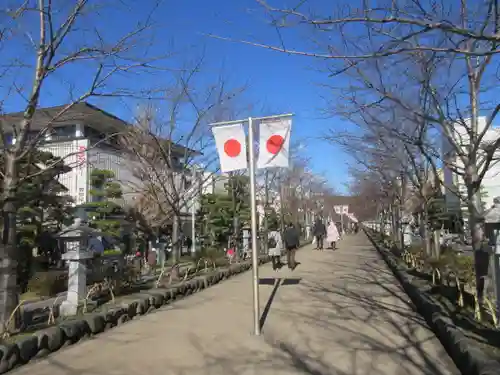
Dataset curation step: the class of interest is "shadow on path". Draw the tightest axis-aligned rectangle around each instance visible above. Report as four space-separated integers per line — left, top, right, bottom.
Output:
259 278 301 331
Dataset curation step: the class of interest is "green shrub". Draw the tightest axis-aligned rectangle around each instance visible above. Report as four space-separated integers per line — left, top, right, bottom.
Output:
25 270 67 298
103 249 122 256
192 247 224 263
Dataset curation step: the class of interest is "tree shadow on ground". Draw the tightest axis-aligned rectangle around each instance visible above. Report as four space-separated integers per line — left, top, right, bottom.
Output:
21 238 459 375
153 241 458 375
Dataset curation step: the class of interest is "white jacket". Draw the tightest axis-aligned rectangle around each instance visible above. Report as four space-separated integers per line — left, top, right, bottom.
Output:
267 230 283 256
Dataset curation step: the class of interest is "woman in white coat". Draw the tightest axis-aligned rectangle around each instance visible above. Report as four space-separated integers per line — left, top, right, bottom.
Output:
268 230 284 271
326 222 340 250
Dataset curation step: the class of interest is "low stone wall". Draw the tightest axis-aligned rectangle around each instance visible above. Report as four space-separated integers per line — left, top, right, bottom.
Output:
0 240 312 374
364 229 500 375
0 259 263 374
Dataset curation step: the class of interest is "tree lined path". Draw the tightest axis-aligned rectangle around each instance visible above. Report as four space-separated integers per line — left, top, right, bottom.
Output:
13 235 458 375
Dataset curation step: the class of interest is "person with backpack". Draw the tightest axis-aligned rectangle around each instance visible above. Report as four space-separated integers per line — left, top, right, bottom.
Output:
283 222 300 270
267 229 283 271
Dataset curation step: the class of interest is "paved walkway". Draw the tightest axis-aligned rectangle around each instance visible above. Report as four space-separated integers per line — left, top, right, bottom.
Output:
13 234 459 375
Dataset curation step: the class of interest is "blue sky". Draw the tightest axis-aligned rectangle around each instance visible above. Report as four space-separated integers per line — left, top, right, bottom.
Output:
0 0 354 193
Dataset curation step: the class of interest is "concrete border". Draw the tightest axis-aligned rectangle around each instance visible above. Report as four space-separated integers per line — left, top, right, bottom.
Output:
365 230 500 375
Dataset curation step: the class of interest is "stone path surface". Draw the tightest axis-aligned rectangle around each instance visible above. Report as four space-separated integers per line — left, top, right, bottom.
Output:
13 234 459 375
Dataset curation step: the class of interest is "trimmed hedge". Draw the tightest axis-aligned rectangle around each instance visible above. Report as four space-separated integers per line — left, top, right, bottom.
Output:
365 229 500 375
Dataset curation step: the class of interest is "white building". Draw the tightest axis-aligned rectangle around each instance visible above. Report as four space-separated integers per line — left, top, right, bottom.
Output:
443 116 500 216
201 172 229 195
4 102 195 218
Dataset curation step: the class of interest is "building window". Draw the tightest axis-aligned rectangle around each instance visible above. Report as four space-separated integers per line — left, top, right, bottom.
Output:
85 125 104 140
85 125 119 147
48 125 77 141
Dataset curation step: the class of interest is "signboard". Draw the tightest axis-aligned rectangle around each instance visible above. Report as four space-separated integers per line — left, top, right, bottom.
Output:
334 205 349 215
75 139 88 205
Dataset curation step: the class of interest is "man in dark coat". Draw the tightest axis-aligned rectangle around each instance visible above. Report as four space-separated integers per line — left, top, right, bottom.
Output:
283 222 300 270
312 218 326 250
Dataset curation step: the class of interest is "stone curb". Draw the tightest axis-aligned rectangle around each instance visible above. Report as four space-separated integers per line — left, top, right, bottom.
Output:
0 241 311 373
0 260 258 373
364 230 500 375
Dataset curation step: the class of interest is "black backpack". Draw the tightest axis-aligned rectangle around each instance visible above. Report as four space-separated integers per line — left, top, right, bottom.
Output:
268 236 277 248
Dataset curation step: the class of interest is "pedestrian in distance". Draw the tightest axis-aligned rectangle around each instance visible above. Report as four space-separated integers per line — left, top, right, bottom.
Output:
283 222 300 270
267 229 283 271
312 218 326 250
326 222 340 250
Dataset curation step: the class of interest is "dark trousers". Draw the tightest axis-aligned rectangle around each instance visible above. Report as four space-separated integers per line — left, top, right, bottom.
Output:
271 255 282 270
315 235 324 249
286 246 297 268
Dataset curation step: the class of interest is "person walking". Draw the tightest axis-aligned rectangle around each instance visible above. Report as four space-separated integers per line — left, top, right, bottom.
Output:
326 222 340 250
312 218 326 250
267 229 283 271
283 222 300 270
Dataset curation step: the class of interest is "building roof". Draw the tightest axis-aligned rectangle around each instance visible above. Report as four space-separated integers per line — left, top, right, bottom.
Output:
2 102 199 156
2 102 125 132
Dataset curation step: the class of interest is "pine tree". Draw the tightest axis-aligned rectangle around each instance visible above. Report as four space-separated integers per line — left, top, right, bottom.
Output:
196 193 234 248
225 175 251 229
196 175 252 249
0 150 75 288
80 169 125 240
264 207 280 231
5 150 75 244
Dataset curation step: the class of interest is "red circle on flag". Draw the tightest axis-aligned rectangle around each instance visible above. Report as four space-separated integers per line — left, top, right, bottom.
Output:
266 135 284 155
224 139 241 157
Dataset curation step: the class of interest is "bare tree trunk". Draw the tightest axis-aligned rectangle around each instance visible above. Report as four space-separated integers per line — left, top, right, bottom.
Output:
389 203 398 243
469 193 487 302
380 208 386 234
171 214 180 279
433 229 441 258
395 199 402 247
0 156 20 332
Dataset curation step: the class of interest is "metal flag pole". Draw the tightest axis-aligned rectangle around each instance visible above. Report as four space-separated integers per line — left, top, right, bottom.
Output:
247 116 261 336
210 112 293 337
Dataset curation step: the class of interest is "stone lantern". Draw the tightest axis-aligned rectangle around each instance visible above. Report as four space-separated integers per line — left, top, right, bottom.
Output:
56 217 104 316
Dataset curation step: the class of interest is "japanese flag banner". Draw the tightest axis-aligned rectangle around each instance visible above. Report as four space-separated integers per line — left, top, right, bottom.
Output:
257 118 291 169
212 124 247 173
